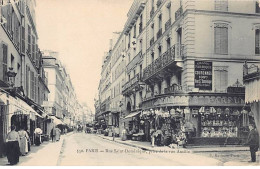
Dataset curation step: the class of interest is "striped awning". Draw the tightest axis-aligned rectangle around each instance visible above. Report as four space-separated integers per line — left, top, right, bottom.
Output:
245 78 260 103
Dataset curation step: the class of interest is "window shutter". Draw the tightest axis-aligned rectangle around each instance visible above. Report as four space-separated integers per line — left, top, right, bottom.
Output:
214 27 221 54
214 70 221 91
255 29 260 54
214 25 228 54
21 26 25 53
1 44 8 82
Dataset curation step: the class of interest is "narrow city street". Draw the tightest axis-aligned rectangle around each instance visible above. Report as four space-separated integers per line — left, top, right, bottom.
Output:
58 133 221 166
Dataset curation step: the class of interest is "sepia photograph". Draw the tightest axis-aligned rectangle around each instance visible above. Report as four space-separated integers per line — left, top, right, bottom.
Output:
0 0 260 166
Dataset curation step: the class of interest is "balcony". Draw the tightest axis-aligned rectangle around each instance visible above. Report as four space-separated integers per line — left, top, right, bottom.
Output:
143 45 177 82
164 84 184 94
175 6 183 20
150 7 155 18
122 73 144 96
157 28 162 39
243 63 260 82
165 18 171 31
127 51 142 72
150 37 154 46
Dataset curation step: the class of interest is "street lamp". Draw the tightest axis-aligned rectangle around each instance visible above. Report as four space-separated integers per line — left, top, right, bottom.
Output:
6 67 17 87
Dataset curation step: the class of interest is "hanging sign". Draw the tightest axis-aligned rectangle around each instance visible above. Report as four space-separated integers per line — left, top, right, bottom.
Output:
194 61 212 90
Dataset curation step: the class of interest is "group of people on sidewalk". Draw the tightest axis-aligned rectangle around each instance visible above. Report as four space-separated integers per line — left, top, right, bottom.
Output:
5 126 31 165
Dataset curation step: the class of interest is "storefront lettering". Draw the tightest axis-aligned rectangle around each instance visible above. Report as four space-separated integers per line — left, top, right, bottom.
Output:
189 96 244 106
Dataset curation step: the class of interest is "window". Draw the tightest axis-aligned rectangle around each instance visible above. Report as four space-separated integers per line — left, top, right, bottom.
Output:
167 38 171 49
26 66 29 96
159 14 162 29
140 64 142 78
215 0 228 11
1 44 8 82
139 14 143 33
214 23 228 54
30 71 34 99
158 46 162 57
214 66 228 92
151 52 154 63
28 25 31 56
32 35 35 62
256 29 260 54
11 54 14 68
133 25 136 38
256 0 260 13
21 26 25 53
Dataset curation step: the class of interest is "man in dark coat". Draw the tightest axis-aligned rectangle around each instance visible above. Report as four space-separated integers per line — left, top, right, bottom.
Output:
246 124 259 162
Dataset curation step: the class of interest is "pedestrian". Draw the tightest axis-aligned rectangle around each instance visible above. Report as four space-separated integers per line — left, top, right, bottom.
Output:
50 127 56 142
18 127 29 156
246 124 259 162
26 130 31 152
55 127 61 141
34 127 42 146
5 125 20 165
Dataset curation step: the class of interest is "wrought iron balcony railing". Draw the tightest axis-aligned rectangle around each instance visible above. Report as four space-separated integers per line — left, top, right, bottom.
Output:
126 51 142 72
175 6 183 20
122 73 141 94
143 45 175 81
157 28 162 39
165 18 171 31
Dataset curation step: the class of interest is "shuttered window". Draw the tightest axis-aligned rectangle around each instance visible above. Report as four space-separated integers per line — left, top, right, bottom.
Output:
214 23 228 55
256 1 260 13
255 29 260 54
215 0 228 11
214 67 228 92
28 25 31 56
1 44 8 82
21 26 25 53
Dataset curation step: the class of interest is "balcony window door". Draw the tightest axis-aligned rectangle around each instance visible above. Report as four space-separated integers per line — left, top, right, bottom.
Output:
256 0 260 13
159 14 162 30
151 52 154 64
134 25 136 38
1 44 8 82
214 23 228 55
256 29 260 54
167 38 171 50
158 46 162 57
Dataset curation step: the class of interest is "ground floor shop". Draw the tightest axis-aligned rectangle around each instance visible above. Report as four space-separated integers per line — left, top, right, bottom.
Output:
121 93 254 146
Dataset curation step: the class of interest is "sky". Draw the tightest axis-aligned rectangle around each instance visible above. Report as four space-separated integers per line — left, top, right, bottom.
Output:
35 0 133 112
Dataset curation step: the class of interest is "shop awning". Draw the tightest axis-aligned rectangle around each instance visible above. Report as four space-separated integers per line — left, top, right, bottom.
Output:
124 111 141 119
49 116 64 125
245 78 260 103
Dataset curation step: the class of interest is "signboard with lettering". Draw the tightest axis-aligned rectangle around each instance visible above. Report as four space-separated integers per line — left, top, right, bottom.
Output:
194 61 212 90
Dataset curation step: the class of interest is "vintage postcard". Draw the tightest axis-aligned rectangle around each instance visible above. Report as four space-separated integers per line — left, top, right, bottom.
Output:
0 0 260 166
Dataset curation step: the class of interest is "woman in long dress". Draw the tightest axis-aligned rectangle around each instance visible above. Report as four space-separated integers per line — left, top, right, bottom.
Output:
6 125 20 165
18 127 29 155
55 127 61 141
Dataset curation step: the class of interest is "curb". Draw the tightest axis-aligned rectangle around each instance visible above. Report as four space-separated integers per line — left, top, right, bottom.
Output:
96 134 249 153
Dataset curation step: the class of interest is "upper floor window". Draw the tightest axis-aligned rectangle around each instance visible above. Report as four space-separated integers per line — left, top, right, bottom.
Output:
256 0 260 13
256 29 260 54
214 23 228 55
215 0 228 11
214 66 228 92
133 25 136 38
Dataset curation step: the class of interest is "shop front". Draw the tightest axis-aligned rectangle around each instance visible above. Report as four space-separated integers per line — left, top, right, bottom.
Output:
140 92 251 146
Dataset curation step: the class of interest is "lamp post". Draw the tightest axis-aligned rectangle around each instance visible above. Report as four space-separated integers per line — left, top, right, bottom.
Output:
6 67 17 87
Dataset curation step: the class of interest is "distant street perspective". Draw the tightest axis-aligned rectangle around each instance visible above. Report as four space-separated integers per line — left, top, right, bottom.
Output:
1 0 260 166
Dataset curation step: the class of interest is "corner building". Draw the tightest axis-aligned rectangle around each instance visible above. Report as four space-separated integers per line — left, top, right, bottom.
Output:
118 0 260 145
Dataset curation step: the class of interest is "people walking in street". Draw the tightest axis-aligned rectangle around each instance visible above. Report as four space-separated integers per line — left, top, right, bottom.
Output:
18 127 29 156
34 127 42 146
5 125 20 165
246 124 259 162
55 127 61 141
50 127 56 142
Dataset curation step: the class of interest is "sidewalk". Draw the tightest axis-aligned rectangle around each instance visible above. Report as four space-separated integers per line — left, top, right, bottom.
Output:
0 132 73 166
96 134 248 153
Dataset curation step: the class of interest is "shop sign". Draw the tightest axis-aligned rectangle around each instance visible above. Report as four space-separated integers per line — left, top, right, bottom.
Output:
194 61 212 90
189 95 245 106
154 96 189 106
14 110 24 115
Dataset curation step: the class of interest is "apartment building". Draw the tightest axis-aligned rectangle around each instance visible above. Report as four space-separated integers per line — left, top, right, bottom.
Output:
97 0 260 145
